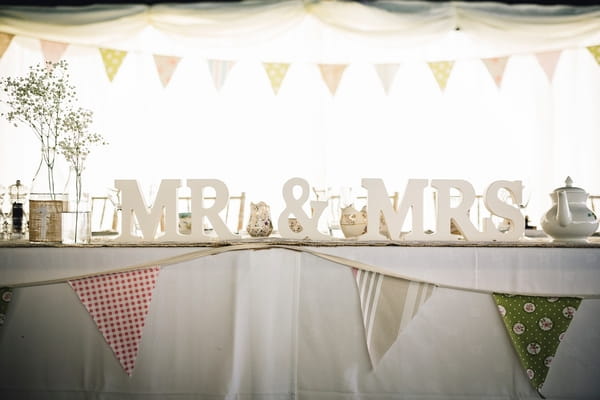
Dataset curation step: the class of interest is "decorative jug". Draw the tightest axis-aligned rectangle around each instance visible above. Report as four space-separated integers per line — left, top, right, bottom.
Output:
246 201 273 237
540 177 598 242
340 205 367 238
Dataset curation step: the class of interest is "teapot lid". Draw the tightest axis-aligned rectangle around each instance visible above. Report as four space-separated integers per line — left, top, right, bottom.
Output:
553 176 586 193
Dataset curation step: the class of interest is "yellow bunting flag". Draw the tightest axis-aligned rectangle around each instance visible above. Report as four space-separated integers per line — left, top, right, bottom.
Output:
0 32 14 58
482 56 509 87
427 60 454 91
587 45 600 66
536 50 562 82
40 40 68 64
318 64 347 96
263 62 290 95
153 54 181 88
374 63 400 95
99 48 127 82
354 269 435 366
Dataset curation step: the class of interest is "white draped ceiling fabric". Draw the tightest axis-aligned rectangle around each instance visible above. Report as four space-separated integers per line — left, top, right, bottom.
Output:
0 0 599 227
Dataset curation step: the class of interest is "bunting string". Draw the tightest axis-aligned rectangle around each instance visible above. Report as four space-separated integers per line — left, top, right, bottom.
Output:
0 32 598 92
1 243 599 299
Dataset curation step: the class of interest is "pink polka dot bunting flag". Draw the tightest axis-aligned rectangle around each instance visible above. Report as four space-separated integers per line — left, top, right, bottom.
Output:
69 267 160 376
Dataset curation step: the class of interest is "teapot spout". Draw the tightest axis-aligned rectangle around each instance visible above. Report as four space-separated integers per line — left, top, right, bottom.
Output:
557 190 572 227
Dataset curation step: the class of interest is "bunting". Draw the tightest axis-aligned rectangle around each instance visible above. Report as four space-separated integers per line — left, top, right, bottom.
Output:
482 56 509 87
374 63 400 95
536 51 561 82
427 60 454 91
208 59 236 91
99 48 127 82
69 267 160 376
40 40 68 64
263 62 290 95
0 287 12 327
493 294 581 395
318 64 347 96
0 32 14 58
587 45 600 66
153 54 181 88
353 268 435 366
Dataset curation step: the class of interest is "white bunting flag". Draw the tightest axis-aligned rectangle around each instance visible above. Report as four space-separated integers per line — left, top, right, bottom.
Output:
208 59 236 91
69 267 160 376
374 63 400 95
354 269 435 366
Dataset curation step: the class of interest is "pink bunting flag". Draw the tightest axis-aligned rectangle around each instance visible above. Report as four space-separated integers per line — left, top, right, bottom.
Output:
482 56 509 87
536 50 562 82
153 54 181 88
69 267 160 376
208 59 236 91
374 64 400 95
354 268 435 366
0 32 14 58
40 40 68 64
318 64 348 96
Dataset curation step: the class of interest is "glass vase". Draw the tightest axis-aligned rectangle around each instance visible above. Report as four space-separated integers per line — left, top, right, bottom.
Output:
62 167 91 244
28 152 67 243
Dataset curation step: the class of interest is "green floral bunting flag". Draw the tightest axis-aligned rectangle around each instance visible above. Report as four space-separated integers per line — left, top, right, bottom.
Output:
0 287 13 327
493 293 581 396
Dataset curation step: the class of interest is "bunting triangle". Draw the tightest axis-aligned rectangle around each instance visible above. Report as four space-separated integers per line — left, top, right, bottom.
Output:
153 54 181 88
99 48 127 82
482 56 509 87
0 32 14 58
374 63 400 95
493 293 581 396
354 269 435 366
263 62 290 95
207 59 236 91
318 64 347 96
69 267 160 376
40 40 68 64
536 50 561 82
587 45 600 66
427 61 454 91
0 287 13 327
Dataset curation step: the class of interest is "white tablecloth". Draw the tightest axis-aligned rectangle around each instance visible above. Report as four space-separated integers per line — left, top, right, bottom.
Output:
0 244 599 399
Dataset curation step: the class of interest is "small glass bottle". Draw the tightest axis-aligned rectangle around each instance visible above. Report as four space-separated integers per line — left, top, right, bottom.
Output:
8 180 28 239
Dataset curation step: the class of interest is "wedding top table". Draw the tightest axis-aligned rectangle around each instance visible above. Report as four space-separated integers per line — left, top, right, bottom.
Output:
0 238 599 400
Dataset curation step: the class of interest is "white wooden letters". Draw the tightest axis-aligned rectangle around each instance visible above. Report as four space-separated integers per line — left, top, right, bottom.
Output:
114 177 525 242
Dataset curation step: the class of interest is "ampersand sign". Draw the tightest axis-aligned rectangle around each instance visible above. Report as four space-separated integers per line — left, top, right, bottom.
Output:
278 177 329 240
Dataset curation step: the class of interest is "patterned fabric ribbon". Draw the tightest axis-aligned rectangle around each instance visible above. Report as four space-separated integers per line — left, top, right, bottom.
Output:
0 287 13 327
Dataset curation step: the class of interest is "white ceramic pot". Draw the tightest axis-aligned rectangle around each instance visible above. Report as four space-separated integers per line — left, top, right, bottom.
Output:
540 177 598 242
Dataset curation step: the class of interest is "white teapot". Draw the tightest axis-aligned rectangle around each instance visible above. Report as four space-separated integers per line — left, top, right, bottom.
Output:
540 177 598 242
